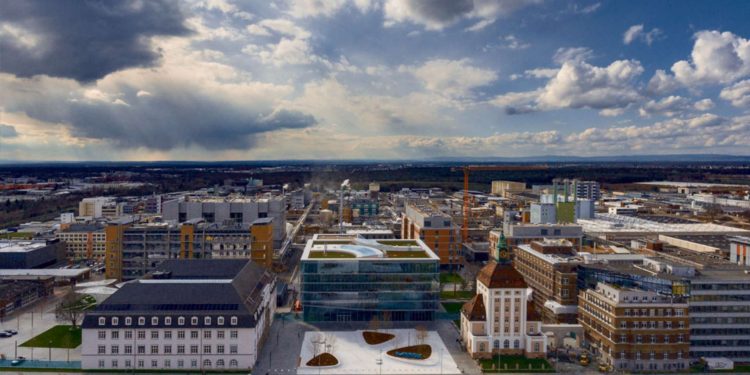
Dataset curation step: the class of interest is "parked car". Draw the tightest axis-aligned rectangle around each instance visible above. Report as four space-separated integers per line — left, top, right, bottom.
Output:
11 357 26 366
4 329 18 335
0 332 12 338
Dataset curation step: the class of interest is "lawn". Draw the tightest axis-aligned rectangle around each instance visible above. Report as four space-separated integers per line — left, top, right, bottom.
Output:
385 250 428 258
21 325 82 349
479 355 554 373
440 272 464 284
440 290 475 300
377 240 419 246
441 302 465 314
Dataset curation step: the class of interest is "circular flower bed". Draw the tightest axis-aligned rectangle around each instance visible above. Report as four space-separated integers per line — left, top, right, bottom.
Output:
306 352 339 367
387 345 432 360
363 331 395 345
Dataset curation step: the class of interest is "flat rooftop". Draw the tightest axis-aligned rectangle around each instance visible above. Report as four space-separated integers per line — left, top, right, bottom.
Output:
0 240 48 253
579 213 750 235
302 234 439 260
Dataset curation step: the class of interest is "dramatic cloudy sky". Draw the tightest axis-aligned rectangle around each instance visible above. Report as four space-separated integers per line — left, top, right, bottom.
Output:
1 0 750 160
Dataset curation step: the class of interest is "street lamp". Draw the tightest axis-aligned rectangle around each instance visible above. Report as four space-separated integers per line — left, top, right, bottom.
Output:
48 340 52 363
376 349 382 375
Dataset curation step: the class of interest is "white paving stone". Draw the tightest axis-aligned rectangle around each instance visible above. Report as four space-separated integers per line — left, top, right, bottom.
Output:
297 329 461 375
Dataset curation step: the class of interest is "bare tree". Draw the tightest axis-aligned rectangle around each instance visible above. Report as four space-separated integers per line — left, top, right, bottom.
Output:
55 292 91 328
415 325 428 345
308 332 324 359
704 204 723 221
325 333 337 354
368 316 381 332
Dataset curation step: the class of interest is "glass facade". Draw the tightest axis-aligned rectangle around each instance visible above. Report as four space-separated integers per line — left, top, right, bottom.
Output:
300 259 439 322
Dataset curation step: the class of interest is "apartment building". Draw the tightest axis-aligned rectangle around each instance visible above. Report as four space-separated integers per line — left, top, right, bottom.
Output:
162 195 286 248
58 224 106 261
514 240 581 323
460 245 547 359
575 180 601 201
104 219 274 281
491 180 526 198
579 283 690 372
402 202 462 269
81 259 276 371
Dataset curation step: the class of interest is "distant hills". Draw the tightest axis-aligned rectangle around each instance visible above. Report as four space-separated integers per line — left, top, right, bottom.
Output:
429 154 750 163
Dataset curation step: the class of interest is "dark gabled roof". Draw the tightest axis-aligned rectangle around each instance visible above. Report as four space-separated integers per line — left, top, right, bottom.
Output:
461 294 486 321
151 259 250 279
82 260 275 329
526 300 541 321
477 261 528 289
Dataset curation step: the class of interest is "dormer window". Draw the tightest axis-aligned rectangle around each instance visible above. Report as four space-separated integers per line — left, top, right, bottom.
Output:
151 317 158 325
178 317 185 325
125 317 132 326
138 317 145 326
191 316 198 325
217 317 224 325
98 317 106 326
112 317 119 326
230 316 238 326
164 317 172 325
204 317 211 325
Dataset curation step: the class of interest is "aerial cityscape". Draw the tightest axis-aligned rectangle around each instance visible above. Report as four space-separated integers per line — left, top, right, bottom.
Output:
1 0 750 374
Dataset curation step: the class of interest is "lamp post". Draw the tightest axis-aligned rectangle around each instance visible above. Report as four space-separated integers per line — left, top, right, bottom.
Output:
375 349 382 375
48 340 52 362
440 348 444 375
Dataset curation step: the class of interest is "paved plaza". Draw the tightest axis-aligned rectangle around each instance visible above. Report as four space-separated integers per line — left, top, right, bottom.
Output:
297 329 461 375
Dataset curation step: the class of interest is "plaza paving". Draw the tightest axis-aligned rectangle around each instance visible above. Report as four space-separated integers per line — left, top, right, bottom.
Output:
297 329 461 375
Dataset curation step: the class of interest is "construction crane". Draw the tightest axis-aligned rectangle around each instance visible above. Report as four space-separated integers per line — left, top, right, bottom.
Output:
453 165 549 243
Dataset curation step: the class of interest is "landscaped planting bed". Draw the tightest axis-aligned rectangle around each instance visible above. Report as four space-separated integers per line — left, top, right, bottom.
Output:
363 331 395 345
387 345 432 360
306 353 339 367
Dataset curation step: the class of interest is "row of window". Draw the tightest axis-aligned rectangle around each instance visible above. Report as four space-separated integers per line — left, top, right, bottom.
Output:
97 343 239 355
98 316 238 327
97 358 239 369
98 329 239 340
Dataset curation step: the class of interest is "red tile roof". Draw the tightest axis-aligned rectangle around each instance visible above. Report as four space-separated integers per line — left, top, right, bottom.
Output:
477 260 528 289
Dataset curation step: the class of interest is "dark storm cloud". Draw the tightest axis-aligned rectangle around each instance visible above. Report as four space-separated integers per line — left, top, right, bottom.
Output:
0 124 19 138
0 0 190 82
59 92 317 150
402 0 474 25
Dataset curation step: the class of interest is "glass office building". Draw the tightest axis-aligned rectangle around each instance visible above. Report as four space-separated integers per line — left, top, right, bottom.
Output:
300 234 440 322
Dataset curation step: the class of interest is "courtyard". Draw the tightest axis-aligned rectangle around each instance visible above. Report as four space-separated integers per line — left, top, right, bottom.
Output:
297 328 461 374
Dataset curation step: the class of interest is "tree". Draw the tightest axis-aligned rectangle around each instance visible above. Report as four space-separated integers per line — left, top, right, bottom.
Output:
324 333 337 355
415 325 428 345
55 291 94 328
705 204 723 221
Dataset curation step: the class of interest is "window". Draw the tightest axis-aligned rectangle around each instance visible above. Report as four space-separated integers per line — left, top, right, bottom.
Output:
493 340 500 349
98 331 106 339
178 331 185 339
125 317 132 326
98 317 106 326
151 331 158 339
513 340 520 349
191 360 197 368
217 317 225 325
191 316 198 325
230 316 238 325
177 345 185 354
165 317 172 325
138 360 144 368
217 344 224 354
111 331 119 339
204 317 211 325
138 317 145 326
151 360 157 368
503 340 510 349
164 345 172 354
203 359 212 368
164 360 171 368
191 331 198 339
98 345 106 354
112 317 119 326
150 345 158 354
217 330 225 339
178 316 185 325
125 345 132 354
111 345 119 354
178 360 184 368
190 345 198 354
216 359 225 368
164 331 172 339
230 330 238 339
151 317 158 325
137 346 145 354
137 330 145 339
125 360 131 368
203 345 211 354
230 359 238 368
204 330 212 339
98 360 104 368
230 345 238 354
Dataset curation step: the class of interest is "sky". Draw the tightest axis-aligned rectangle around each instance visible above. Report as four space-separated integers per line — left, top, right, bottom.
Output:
1 0 750 161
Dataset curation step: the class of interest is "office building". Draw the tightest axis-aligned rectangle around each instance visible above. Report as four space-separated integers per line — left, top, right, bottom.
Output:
162 195 286 248
0 277 54 318
530 203 556 224
402 202 462 268
81 259 276 371
58 224 106 261
0 240 65 269
730 236 750 266
105 219 274 281
575 181 601 201
79 197 123 219
300 234 439 322
491 181 526 198
492 224 583 250
460 242 547 359
579 283 690 372
514 239 581 323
